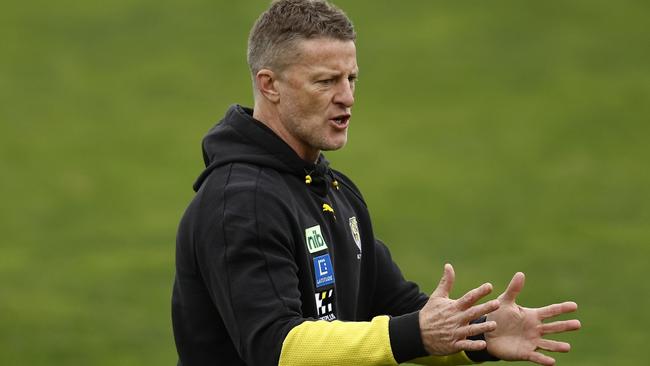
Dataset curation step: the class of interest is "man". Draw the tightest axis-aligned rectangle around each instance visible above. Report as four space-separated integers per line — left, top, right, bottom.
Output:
172 1 580 365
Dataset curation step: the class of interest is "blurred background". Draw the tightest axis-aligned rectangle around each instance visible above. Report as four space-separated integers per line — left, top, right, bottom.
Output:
1 0 648 364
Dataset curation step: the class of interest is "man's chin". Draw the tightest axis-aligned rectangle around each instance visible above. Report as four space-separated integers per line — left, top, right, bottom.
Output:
320 140 348 152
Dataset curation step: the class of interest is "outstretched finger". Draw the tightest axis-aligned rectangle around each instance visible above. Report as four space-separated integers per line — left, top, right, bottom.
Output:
459 319 497 338
456 283 494 310
453 339 487 352
537 338 571 353
462 299 500 322
432 263 455 298
541 319 582 335
498 272 525 304
527 351 556 366
537 301 578 320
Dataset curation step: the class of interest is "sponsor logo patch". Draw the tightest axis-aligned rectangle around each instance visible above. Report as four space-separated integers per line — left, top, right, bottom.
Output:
305 225 328 254
315 289 336 320
313 254 335 287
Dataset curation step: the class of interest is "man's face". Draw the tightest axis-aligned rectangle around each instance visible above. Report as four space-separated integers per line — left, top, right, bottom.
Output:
274 37 358 161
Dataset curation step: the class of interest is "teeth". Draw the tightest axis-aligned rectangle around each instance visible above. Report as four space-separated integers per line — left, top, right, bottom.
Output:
332 117 347 125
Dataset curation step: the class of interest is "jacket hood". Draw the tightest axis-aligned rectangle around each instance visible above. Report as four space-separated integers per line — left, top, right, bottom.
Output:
193 105 336 195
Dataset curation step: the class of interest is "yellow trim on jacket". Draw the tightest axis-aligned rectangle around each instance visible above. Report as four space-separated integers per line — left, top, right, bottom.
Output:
279 315 476 366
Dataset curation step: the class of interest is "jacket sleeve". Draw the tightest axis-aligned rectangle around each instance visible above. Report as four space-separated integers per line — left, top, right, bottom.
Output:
279 316 475 366
371 239 430 316
371 239 494 364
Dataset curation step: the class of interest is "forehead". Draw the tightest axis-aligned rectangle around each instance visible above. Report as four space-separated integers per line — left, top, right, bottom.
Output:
289 38 358 74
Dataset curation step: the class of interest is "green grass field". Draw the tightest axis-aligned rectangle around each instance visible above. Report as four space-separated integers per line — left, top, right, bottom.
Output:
2 0 649 364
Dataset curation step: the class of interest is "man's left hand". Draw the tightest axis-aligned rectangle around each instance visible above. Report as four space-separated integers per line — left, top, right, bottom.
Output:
485 272 581 366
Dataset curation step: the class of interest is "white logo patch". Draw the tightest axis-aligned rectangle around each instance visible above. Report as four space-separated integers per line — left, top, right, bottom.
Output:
349 216 361 252
305 225 328 254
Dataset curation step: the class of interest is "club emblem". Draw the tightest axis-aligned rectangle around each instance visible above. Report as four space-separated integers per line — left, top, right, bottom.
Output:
349 216 361 252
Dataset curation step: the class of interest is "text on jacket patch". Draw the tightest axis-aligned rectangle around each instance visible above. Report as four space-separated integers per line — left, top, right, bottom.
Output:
305 225 328 254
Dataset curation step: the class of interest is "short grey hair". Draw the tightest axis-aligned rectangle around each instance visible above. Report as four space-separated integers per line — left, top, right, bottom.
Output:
247 0 356 79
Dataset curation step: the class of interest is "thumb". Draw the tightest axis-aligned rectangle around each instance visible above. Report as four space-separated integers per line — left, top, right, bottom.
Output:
432 263 455 298
499 272 525 304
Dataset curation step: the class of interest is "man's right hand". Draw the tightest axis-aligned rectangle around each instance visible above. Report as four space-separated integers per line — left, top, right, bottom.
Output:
419 263 500 355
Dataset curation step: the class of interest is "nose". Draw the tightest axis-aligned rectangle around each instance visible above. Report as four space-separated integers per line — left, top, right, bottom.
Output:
333 79 355 108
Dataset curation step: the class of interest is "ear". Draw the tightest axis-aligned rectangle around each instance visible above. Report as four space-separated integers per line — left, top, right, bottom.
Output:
255 69 281 103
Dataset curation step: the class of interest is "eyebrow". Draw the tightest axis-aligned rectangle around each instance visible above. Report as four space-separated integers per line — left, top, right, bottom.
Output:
312 69 359 79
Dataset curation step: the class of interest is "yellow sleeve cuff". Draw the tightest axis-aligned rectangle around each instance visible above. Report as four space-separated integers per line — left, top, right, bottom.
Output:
279 316 397 366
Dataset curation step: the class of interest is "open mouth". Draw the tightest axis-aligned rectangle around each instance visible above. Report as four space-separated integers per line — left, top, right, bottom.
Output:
331 114 350 126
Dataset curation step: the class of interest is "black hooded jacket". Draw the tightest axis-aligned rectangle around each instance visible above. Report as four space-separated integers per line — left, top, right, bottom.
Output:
172 105 480 365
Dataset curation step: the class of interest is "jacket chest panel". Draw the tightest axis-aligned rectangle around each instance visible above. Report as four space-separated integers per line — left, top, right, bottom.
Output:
291 187 363 321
